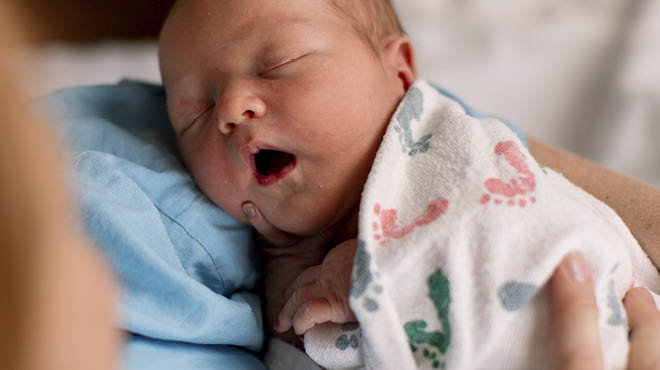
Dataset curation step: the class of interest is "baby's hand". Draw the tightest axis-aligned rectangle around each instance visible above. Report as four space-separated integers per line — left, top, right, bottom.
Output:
242 201 337 344
274 239 358 335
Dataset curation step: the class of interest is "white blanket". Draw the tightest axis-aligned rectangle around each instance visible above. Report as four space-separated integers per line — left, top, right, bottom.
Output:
305 80 660 370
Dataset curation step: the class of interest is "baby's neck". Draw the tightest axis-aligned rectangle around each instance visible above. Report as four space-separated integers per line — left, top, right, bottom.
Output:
330 204 360 246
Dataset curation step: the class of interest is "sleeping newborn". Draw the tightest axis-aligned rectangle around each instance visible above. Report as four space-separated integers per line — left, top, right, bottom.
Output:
158 0 660 369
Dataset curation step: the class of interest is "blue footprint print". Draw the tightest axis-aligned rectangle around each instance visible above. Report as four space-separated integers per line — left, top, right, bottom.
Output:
335 323 361 351
498 281 538 311
394 86 432 157
351 239 382 312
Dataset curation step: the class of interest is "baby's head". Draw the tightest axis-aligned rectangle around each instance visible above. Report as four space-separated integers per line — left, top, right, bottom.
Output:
159 0 416 236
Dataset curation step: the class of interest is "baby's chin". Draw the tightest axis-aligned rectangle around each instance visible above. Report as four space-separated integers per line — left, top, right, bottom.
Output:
270 206 359 241
222 204 326 237
238 207 329 239
271 214 336 238
225 192 360 241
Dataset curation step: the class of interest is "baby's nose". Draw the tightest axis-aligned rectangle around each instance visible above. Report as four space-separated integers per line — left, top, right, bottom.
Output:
218 120 236 134
218 109 256 134
216 92 265 134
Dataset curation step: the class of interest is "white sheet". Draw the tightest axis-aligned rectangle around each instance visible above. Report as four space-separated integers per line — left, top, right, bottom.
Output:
25 0 660 186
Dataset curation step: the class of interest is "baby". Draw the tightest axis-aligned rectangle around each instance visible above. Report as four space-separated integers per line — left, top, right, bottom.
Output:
159 0 411 341
159 1 660 369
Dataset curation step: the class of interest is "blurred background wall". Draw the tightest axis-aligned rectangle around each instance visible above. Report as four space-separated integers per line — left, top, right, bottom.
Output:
14 0 660 187
15 0 174 43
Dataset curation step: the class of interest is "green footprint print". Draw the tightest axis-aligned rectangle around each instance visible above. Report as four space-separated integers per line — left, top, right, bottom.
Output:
404 269 451 369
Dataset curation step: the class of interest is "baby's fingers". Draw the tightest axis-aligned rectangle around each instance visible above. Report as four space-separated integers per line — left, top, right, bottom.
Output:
624 287 660 370
285 265 321 300
549 252 603 370
292 298 352 335
276 283 323 332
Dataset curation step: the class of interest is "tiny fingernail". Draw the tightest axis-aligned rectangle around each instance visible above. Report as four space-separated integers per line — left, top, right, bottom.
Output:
566 252 591 283
243 203 257 219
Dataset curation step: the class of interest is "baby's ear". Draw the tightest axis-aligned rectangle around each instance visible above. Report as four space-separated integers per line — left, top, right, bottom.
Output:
381 36 417 92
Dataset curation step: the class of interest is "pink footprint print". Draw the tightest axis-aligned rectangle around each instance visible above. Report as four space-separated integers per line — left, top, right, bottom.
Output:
373 197 449 246
480 141 536 208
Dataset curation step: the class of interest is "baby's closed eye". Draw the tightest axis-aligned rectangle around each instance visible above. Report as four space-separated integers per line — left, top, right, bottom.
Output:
259 52 313 78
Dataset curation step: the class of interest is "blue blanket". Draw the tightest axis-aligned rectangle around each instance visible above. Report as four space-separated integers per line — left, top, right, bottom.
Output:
39 81 266 370
37 80 524 370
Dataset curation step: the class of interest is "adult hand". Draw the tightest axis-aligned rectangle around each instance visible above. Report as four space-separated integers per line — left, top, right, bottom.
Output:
549 252 660 370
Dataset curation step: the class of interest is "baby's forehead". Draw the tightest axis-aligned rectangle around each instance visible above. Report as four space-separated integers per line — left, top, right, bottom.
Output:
162 0 356 58
165 0 349 35
159 0 354 86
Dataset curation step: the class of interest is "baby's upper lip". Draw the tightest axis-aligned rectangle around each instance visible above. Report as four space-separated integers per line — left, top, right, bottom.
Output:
240 141 263 170
240 140 282 169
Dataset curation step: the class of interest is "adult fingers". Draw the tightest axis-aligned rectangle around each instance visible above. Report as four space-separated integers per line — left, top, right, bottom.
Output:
624 287 660 370
549 252 603 370
242 201 298 247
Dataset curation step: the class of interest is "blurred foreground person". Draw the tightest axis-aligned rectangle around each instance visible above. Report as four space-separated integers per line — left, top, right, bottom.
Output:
0 3 119 370
1 1 659 369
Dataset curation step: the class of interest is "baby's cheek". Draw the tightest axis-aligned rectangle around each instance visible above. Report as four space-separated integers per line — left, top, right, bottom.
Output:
201 179 247 222
181 150 246 223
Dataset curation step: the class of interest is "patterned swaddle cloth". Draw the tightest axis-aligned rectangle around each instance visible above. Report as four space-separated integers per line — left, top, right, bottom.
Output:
303 80 660 370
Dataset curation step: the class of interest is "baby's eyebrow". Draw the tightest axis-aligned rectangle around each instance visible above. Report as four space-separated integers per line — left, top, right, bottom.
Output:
226 16 315 44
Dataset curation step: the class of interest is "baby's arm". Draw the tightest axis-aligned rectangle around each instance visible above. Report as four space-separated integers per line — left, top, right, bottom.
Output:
242 202 342 344
529 137 660 266
260 244 325 345
275 239 357 336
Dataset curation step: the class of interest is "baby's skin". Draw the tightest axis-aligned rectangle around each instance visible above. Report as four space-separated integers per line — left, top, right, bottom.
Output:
159 0 417 343
244 203 357 347
244 203 358 340
275 239 357 335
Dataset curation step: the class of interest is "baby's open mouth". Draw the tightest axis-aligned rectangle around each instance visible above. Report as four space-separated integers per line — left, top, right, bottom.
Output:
253 149 296 185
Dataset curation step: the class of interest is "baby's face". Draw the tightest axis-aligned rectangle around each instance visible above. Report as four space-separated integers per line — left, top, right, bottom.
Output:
160 0 408 236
